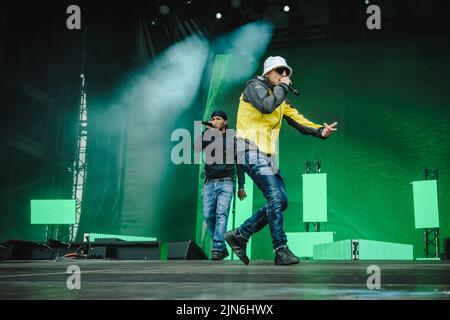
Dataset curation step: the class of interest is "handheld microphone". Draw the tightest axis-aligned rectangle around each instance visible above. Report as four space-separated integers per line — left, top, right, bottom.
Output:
288 83 300 96
202 121 213 127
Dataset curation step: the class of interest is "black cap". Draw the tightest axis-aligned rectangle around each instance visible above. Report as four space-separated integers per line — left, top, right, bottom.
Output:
211 110 227 121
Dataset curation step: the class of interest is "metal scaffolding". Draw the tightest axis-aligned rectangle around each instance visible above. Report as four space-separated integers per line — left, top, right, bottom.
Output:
423 168 440 258
304 159 322 232
70 27 88 242
70 73 88 242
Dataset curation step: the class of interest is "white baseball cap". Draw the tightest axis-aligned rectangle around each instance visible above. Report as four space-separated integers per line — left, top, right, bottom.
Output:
261 56 293 77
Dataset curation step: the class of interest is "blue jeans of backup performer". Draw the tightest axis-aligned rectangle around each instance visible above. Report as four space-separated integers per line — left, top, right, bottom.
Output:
202 178 234 252
239 150 288 250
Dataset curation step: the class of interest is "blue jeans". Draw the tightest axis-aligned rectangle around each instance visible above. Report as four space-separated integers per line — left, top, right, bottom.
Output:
202 178 234 252
239 150 288 250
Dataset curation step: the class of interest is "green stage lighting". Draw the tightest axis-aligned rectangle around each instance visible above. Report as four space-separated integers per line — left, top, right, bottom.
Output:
30 200 76 225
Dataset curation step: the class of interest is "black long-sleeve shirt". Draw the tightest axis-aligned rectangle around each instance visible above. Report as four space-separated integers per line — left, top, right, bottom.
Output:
194 128 245 189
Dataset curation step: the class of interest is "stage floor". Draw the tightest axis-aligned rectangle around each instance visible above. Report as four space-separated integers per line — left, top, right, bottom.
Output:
0 260 449 300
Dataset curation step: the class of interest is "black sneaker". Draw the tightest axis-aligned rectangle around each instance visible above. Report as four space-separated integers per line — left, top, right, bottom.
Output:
274 247 300 265
211 249 229 260
224 228 249 265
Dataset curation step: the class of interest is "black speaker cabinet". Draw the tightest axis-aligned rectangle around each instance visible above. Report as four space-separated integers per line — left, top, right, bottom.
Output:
7 240 55 260
168 240 207 260
105 242 161 260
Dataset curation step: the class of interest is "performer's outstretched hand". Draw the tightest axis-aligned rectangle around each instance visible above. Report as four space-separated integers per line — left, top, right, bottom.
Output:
238 189 247 201
321 122 338 138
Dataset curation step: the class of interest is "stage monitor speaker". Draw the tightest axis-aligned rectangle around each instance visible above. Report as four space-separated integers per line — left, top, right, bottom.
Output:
168 241 207 260
105 242 161 260
84 241 162 260
445 238 450 260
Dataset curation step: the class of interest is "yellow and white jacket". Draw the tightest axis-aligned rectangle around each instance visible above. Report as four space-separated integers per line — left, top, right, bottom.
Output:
236 76 326 155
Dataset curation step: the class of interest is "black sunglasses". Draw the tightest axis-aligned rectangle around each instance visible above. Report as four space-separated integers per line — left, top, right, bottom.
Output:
274 67 290 76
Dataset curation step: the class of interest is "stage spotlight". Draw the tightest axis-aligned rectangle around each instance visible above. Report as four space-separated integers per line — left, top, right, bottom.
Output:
283 5 290 12
159 4 170 15
216 12 222 19
230 0 242 9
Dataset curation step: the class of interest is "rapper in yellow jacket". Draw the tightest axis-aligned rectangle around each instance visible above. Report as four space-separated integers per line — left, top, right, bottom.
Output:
225 56 338 266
